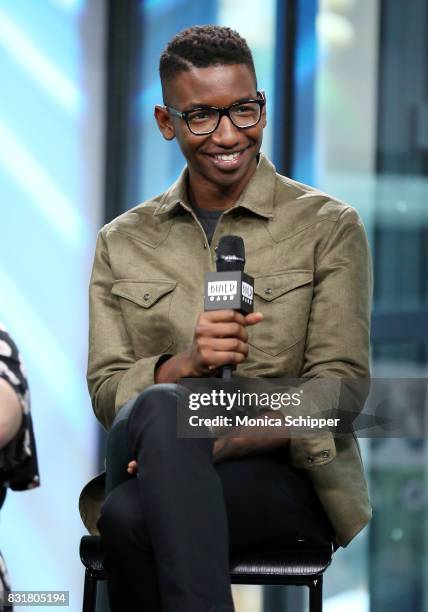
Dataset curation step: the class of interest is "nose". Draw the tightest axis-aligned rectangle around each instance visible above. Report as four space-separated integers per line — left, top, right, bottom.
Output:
211 114 240 147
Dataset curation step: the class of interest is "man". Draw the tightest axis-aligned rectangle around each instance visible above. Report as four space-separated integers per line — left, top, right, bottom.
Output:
81 25 372 611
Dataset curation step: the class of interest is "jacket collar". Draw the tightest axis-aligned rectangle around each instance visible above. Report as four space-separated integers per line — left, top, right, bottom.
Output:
154 153 276 219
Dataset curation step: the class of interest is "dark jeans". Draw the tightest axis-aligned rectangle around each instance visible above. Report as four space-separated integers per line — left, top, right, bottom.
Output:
98 384 334 612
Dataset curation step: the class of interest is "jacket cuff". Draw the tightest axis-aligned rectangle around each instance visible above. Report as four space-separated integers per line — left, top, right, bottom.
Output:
115 353 168 413
289 432 337 469
155 353 173 370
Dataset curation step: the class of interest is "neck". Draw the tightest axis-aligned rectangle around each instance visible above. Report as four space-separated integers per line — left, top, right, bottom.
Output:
188 159 257 211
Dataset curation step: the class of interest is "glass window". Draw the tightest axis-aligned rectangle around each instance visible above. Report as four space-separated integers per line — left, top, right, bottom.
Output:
0 0 103 598
314 1 428 609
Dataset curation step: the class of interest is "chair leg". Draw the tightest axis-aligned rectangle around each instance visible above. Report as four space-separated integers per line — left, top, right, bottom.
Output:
82 570 98 612
309 575 323 612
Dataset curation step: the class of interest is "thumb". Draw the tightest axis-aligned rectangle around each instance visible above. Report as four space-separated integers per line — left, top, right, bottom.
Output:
245 312 263 326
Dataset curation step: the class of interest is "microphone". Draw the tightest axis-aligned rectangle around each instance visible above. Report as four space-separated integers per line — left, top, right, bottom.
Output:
216 235 245 272
204 235 254 379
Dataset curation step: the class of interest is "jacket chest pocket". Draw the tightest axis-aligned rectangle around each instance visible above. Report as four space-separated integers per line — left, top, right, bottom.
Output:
248 270 313 356
111 280 177 357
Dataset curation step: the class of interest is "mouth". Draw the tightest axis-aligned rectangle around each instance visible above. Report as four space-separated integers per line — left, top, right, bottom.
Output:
206 148 248 170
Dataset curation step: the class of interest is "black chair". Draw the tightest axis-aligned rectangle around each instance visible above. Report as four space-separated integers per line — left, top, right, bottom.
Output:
80 534 333 612
80 400 335 612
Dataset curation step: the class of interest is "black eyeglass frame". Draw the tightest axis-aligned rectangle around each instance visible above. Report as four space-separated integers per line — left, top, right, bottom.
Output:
166 91 266 135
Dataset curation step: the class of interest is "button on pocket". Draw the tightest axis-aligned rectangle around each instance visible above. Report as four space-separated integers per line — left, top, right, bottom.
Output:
112 279 177 357
248 270 313 356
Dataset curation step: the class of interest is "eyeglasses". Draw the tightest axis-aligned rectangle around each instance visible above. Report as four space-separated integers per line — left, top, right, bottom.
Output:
166 92 266 135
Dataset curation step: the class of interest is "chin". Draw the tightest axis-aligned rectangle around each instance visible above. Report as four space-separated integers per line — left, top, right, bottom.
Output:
208 160 255 184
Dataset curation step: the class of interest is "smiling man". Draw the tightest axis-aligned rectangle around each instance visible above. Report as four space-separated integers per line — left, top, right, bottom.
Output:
156 61 265 207
82 25 372 612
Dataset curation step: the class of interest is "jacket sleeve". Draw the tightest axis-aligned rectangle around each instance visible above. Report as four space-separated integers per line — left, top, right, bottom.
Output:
288 206 373 469
87 229 167 429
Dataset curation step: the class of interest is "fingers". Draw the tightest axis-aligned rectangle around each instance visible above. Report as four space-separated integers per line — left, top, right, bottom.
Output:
197 338 249 364
201 309 263 327
189 309 264 375
196 321 249 342
202 309 247 325
127 460 138 475
195 336 248 370
206 351 247 366
196 349 246 371
207 337 249 355
245 312 264 325
197 310 263 339
198 348 248 369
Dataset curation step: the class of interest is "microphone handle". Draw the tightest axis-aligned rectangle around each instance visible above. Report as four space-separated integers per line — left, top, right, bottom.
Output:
222 364 235 380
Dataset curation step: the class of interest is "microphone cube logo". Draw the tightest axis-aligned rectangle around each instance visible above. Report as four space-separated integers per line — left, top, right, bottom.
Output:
208 280 237 302
241 281 253 305
204 271 254 314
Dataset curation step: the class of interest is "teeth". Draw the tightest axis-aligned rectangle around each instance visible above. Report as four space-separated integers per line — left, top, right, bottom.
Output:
214 152 240 161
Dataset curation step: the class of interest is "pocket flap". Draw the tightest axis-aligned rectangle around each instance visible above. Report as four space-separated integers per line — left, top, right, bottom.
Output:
111 280 177 308
254 270 313 302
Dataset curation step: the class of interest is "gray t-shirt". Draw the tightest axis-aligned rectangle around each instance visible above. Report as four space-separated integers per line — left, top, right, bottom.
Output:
192 206 223 245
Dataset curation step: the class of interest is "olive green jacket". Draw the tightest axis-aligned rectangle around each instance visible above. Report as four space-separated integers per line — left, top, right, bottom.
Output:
80 154 373 547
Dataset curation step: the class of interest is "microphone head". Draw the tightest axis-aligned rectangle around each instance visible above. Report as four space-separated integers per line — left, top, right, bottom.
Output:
216 235 245 272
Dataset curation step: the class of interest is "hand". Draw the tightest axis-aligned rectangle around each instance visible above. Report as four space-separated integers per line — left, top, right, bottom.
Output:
155 309 263 383
183 309 263 377
212 436 233 463
127 460 138 475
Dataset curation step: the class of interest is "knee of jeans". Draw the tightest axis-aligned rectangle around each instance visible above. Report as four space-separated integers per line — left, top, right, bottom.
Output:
128 383 187 429
126 384 191 455
134 383 184 410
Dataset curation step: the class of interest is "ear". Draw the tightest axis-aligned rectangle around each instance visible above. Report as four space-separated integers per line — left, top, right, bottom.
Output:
259 91 267 129
154 105 176 141
261 105 267 129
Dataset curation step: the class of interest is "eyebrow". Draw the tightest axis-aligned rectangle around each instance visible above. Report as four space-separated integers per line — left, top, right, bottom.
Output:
182 96 258 111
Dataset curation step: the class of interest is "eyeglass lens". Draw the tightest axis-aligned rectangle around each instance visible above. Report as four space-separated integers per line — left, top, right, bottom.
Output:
187 102 261 134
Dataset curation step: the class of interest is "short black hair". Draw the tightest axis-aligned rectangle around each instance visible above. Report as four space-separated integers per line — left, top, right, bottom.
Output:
159 25 257 101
